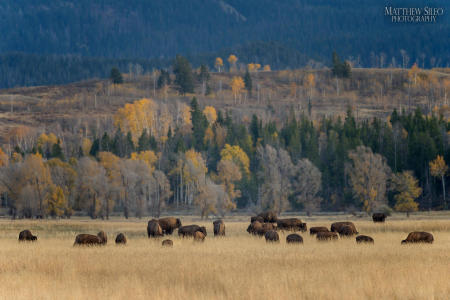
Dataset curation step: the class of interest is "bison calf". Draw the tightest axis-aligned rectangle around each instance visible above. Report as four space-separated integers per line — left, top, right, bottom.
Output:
74 231 107 246
115 233 127 245
286 234 303 244
264 230 279 243
401 232 434 244
194 231 206 242
213 219 225 236
316 231 338 241
356 235 374 244
18 230 37 242
162 239 173 247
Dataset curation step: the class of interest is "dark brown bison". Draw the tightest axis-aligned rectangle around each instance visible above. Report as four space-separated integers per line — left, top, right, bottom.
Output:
277 218 306 231
331 222 358 234
157 217 182 235
194 231 206 242
356 235 374 244
264 230 279 242
115 233 127 244
309 227 329 235
178 225 207 237
147 220 163 238
74 231 107 246
372 213 387 223
286 233 303 244
247 221 277 236
252 211 278 223
338 225 358 237
316 231 338 241
213 219 225 236
162 239 173 247
401 232 434 244
18 230 37 242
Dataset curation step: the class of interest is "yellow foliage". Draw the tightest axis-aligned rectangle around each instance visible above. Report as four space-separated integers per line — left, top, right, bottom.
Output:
306 73 315 88
408 63 420 85
46 185 67 217
228 54 238 66
215 57 223 72
220 144 250 175
231 76 245 99
81 138 92 156
263 65 271 71
204 127 214 144
430 155 448 178
130 150 157 172
0 148 8 167
203 106 217 124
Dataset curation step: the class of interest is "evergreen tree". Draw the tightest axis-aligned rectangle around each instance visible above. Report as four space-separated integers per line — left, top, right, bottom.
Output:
190 97 208 150
89 138 100 156
110 67 123 84
51 139 65 160
173 55 194 94
244 70 252 96
100 132 111 152
138 129 150 152
125 132 135 156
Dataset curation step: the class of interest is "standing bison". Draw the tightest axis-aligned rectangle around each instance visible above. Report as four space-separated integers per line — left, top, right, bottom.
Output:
115 233 127 244
316 231 338 241
338 225 358 237
18 230 37 242
247 221 277 236
401 232 434 244
194 231 206 242
372 213 387 223
157 217 182 235
331 222 358 234
277 218 306 232
251 211 278 223
286 234 303 244
264 230 279 242
147 220 163 238
213 220 225 236
74 231 107 246
356 235 374 244
309 227 329 235
178 225 207 238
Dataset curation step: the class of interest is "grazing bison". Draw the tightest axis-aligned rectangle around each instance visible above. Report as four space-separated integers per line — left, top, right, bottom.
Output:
338 225 358 237
178 225 207 237
157 217 182 235
18 230 37 242
213 219 225 236
162 239 173 247
147 220 163 238
331 222 358 234
309 227 329 235
74 231 107 246
372 213 387 223
316 231 338 241
286 233 303 244
356 235 374 244
401 232 434 244
277 218 306 232
115 233 127 244
264 230 280 242
251 211 278 223
194 231 206 242
247 221 277 236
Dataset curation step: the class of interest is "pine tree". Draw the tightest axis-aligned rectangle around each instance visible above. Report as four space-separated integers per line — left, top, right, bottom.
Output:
51 139 65 161
173 55 194 94
110 67 123 84
190 97 208 151
244 70 252 96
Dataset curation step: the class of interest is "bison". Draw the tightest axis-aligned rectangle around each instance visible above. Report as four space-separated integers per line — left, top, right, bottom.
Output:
309 227 329 235
178 225 207 238
115 233 127 244
162 239 173 247
338 225 358 237
247 221 277 236
277 218 306 232
316 231 338 241
147 219 163 238
264 230 279 242
286 233 303 244
331 222 358 234
251 211 278 223
74 231 107 246
372 213 387 223
18 230 37 242
157 217 182 235
213 219 225 236
356 235 374 244
401 232 434 244
194 231 206 242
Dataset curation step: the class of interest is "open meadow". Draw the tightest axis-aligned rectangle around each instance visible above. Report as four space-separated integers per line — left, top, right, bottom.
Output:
1 213 450 300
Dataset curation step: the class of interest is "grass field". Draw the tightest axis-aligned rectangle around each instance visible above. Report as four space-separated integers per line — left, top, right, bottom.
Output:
0 214 449 300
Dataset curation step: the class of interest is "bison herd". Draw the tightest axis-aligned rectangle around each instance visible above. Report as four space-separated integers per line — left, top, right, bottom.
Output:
15 212 435 247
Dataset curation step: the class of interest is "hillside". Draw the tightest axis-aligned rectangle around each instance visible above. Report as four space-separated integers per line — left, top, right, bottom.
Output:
0 0 448 88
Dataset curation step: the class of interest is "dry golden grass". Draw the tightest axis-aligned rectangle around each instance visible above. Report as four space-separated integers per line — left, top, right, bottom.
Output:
0 214 449 300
